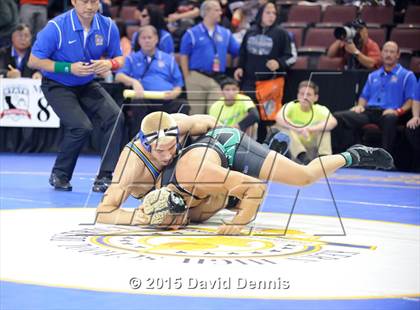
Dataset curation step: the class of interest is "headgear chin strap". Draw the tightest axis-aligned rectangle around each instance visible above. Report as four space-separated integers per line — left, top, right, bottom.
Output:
137 126 179 152
168 191 187 214
142 188 187 226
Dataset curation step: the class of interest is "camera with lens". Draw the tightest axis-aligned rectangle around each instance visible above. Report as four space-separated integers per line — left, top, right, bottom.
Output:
334 18 366 45
334 25 357 43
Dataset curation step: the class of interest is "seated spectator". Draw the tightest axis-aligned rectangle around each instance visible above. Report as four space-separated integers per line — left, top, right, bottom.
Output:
0 0 18 48
132 4 175 54
19 0 48 38
0 24 40 79
405 78 420 171
209 77 260 136
327 18 381 70
333 41 417 155
115 26 188 138
275 80 337 164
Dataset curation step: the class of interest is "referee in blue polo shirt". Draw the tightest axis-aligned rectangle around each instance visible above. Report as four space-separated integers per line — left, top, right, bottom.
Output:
334 41 416 154
28 0 125 192
116 25 188 139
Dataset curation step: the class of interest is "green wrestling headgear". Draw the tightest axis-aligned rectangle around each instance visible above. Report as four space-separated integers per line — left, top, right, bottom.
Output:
142 187 187 226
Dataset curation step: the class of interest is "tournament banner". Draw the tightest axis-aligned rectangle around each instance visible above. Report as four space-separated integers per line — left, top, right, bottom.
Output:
0 78 59 128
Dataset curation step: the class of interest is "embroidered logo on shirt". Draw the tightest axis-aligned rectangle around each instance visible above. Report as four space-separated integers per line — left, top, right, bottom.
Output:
95 34 104 46
391 76 398 83
68 40 77 44
215 34 223 42
157 60 165 68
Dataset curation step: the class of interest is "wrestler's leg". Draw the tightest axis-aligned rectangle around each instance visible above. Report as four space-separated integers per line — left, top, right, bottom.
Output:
259 144 394 186
259 151 346 186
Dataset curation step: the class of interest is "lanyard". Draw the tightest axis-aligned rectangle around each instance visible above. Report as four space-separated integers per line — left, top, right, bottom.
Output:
77 30 93 63
140 54 155 79
204 26 218 56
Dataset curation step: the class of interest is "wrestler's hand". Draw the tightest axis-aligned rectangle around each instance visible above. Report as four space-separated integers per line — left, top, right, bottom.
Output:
131 207 150 226
90 59 112 75
71 62 95 76
217 224 244 235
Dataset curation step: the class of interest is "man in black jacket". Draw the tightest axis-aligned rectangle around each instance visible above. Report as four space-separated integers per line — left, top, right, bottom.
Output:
0 24 40 79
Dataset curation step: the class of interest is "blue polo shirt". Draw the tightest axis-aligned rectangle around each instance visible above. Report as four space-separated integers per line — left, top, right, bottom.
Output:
31 9 122 86
118 49 183 91
360 64 416 110
131 29 174 54
179 23 240 73
415 79 420 101
11 47 25 71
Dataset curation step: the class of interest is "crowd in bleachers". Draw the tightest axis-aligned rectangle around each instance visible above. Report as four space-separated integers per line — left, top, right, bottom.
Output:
0 0 420 172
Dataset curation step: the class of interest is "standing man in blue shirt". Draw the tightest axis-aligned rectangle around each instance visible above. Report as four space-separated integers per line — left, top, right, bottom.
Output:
333 41 417 153
180 0 240 115
115 25 188 138
28 0 125 192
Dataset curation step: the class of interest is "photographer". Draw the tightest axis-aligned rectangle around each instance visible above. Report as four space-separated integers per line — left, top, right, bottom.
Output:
327 18 381 70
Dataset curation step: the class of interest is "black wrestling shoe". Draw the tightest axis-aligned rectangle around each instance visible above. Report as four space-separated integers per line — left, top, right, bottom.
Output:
263 128 290 156
268 132 290 156
49 173 72 191
346 144 394 170
92 176 112 193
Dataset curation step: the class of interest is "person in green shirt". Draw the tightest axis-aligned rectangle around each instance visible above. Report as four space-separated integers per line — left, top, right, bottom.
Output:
275 80 337 164
209 77 260 137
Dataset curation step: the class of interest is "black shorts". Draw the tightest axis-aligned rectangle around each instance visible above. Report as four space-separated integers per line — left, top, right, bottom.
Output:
231 132 270 178
190 128 270 178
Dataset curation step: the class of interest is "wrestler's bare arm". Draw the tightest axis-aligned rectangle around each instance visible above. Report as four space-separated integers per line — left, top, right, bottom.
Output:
177 154 267 234
172 114 218 139
188 194 228 223
96 148 155 225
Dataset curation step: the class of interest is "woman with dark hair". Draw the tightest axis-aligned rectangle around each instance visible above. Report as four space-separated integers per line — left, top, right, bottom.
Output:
233 1 293 141
132 4 175 54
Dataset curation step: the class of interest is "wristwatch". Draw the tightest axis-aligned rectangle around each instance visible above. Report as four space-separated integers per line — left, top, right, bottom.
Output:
354 50 361 57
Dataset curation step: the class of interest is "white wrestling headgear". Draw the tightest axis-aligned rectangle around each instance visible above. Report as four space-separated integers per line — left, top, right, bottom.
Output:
142 188 187 225
138 112 179 152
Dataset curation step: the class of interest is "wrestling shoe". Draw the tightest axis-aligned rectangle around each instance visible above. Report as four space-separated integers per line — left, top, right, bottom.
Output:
92 176 112 193
264 128 290 156
346 144 394 170
49 173 72 191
